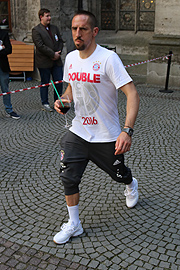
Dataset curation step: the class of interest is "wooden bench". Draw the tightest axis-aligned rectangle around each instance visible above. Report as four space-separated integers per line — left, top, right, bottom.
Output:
8 40 34 82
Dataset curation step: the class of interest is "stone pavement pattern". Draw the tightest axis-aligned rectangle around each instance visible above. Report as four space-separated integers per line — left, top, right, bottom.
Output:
0 80 180 270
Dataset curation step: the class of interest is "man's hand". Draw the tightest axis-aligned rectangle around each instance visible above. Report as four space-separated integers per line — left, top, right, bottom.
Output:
115 132 132 155
0 45 5 50
54 97 71 114
52 51 61 60
54 99 64 114
54 84 73 114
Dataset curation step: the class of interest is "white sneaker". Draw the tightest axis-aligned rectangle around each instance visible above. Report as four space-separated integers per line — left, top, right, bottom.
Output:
124 178 139 208
42 104 53 112
53 220 83 244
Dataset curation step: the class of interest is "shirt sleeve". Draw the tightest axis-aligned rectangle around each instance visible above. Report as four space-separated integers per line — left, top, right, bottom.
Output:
105 52 132 89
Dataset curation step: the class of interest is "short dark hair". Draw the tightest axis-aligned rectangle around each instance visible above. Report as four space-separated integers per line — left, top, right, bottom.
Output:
73 10 98 29
38 8 50 20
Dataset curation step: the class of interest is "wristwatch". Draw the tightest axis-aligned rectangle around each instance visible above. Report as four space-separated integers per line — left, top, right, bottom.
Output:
122 127 134 137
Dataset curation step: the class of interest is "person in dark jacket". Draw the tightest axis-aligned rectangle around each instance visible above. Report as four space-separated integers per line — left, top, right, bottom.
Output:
0 29 20 119
32 8 64 112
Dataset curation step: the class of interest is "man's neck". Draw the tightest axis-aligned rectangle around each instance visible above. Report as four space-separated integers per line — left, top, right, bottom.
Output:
79 43 97 59
41 22 50 28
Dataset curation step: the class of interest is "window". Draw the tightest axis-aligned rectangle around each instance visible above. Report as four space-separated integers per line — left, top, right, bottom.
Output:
0 0 11 31
139 0 155 31
101 0 116 30
119 0 135 30
101 0 155 31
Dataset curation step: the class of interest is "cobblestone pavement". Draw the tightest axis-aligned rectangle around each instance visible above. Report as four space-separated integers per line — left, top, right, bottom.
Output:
0 79 180 270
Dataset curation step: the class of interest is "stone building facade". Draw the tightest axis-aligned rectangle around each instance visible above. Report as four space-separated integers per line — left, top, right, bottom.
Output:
2 0 180 86
147 0 180 86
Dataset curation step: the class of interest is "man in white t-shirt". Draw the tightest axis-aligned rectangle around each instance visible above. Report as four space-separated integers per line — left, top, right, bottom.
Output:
54 10 140 244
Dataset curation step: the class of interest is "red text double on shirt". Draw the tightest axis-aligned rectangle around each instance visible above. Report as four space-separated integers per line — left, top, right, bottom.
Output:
69 72 100 83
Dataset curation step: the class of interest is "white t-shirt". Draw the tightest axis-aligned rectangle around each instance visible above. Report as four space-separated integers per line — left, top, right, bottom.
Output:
63 44 132 142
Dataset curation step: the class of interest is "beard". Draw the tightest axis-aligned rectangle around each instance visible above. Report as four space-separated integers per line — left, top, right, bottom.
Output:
75 43 85 51
74 38 86 51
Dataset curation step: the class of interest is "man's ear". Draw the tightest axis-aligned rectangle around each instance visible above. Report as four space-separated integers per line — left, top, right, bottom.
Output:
93 27 99 37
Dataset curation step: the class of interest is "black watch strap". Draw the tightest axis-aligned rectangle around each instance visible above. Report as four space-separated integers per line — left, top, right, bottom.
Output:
122 127 134 137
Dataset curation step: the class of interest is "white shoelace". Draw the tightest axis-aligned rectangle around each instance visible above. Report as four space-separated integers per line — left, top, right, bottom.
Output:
61 221 76 233
124 187 137 197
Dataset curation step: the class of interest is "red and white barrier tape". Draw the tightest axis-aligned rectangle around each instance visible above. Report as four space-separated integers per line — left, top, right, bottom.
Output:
124 53 172 68
0 80 63 97
0 53 173 97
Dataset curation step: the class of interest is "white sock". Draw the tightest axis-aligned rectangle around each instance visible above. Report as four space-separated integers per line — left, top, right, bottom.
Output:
127 178 134 189
67 205 80 227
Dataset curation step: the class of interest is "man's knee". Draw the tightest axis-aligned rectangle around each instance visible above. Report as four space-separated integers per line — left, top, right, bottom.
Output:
61 175 80 195
114 167 132 185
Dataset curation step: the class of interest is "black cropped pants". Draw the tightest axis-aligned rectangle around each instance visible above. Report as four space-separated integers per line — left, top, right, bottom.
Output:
60 131 133 196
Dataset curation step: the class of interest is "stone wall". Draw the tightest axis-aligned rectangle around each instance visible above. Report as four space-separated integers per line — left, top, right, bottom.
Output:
155 0 180 36
147 36 180 87
147 0 180 87
10 0 40 42
58 0 78 53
